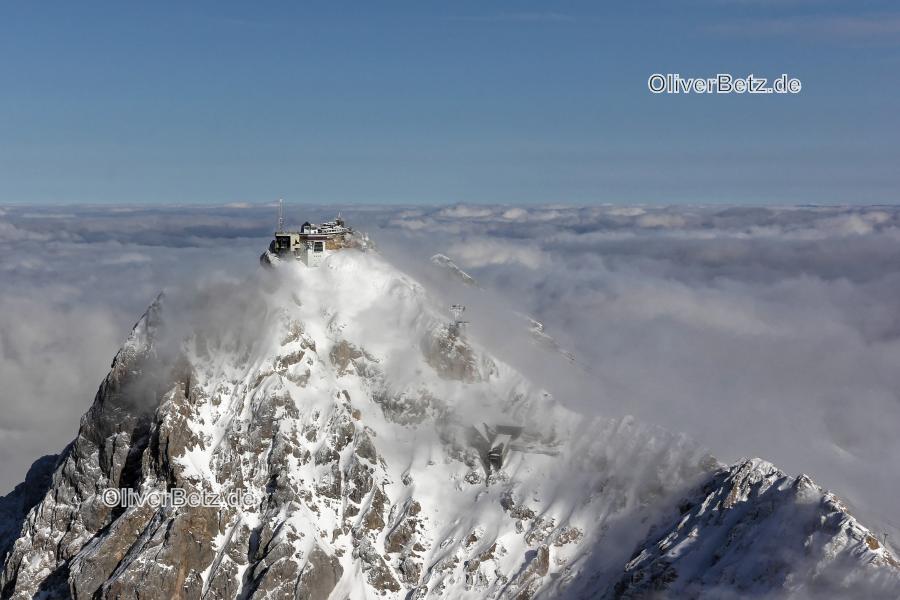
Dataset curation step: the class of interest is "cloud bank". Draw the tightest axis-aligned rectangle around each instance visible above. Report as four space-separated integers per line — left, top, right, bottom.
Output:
2 202 900 545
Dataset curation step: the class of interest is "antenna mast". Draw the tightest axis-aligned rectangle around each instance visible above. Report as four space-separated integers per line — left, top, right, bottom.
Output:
277 199 285 232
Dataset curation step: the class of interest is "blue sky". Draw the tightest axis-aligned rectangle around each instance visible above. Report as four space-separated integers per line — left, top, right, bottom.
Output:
1 1 898 205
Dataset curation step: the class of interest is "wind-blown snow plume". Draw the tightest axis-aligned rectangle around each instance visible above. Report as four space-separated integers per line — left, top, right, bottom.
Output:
2 202 900 562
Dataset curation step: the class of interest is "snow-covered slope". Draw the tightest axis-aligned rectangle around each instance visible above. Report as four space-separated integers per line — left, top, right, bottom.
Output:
1 249 897 599
612 459 900 599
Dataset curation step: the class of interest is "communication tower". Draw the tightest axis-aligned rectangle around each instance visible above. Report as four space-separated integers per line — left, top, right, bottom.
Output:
449 304 469 333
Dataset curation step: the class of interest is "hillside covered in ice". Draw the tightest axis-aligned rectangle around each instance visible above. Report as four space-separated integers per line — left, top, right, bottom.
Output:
1 248 898 599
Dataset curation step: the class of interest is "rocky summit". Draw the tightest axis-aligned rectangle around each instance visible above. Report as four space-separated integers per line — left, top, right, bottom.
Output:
1 249 898 599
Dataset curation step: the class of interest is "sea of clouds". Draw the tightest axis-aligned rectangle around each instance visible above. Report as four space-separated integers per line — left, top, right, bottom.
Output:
1 202 899 544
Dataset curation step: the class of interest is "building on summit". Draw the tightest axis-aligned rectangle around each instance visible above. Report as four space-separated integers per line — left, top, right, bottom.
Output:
265 200 355 267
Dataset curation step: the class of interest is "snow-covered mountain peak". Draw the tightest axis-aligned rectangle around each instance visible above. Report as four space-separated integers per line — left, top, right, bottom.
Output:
1 248 898 599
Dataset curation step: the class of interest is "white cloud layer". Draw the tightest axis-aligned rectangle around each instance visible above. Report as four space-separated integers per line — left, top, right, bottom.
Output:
2 202 900 544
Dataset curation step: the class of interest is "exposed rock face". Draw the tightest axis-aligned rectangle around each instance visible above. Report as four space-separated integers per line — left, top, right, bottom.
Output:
420 324 496 383
0 454 58 570
1 252 898 600
296 545 343 599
